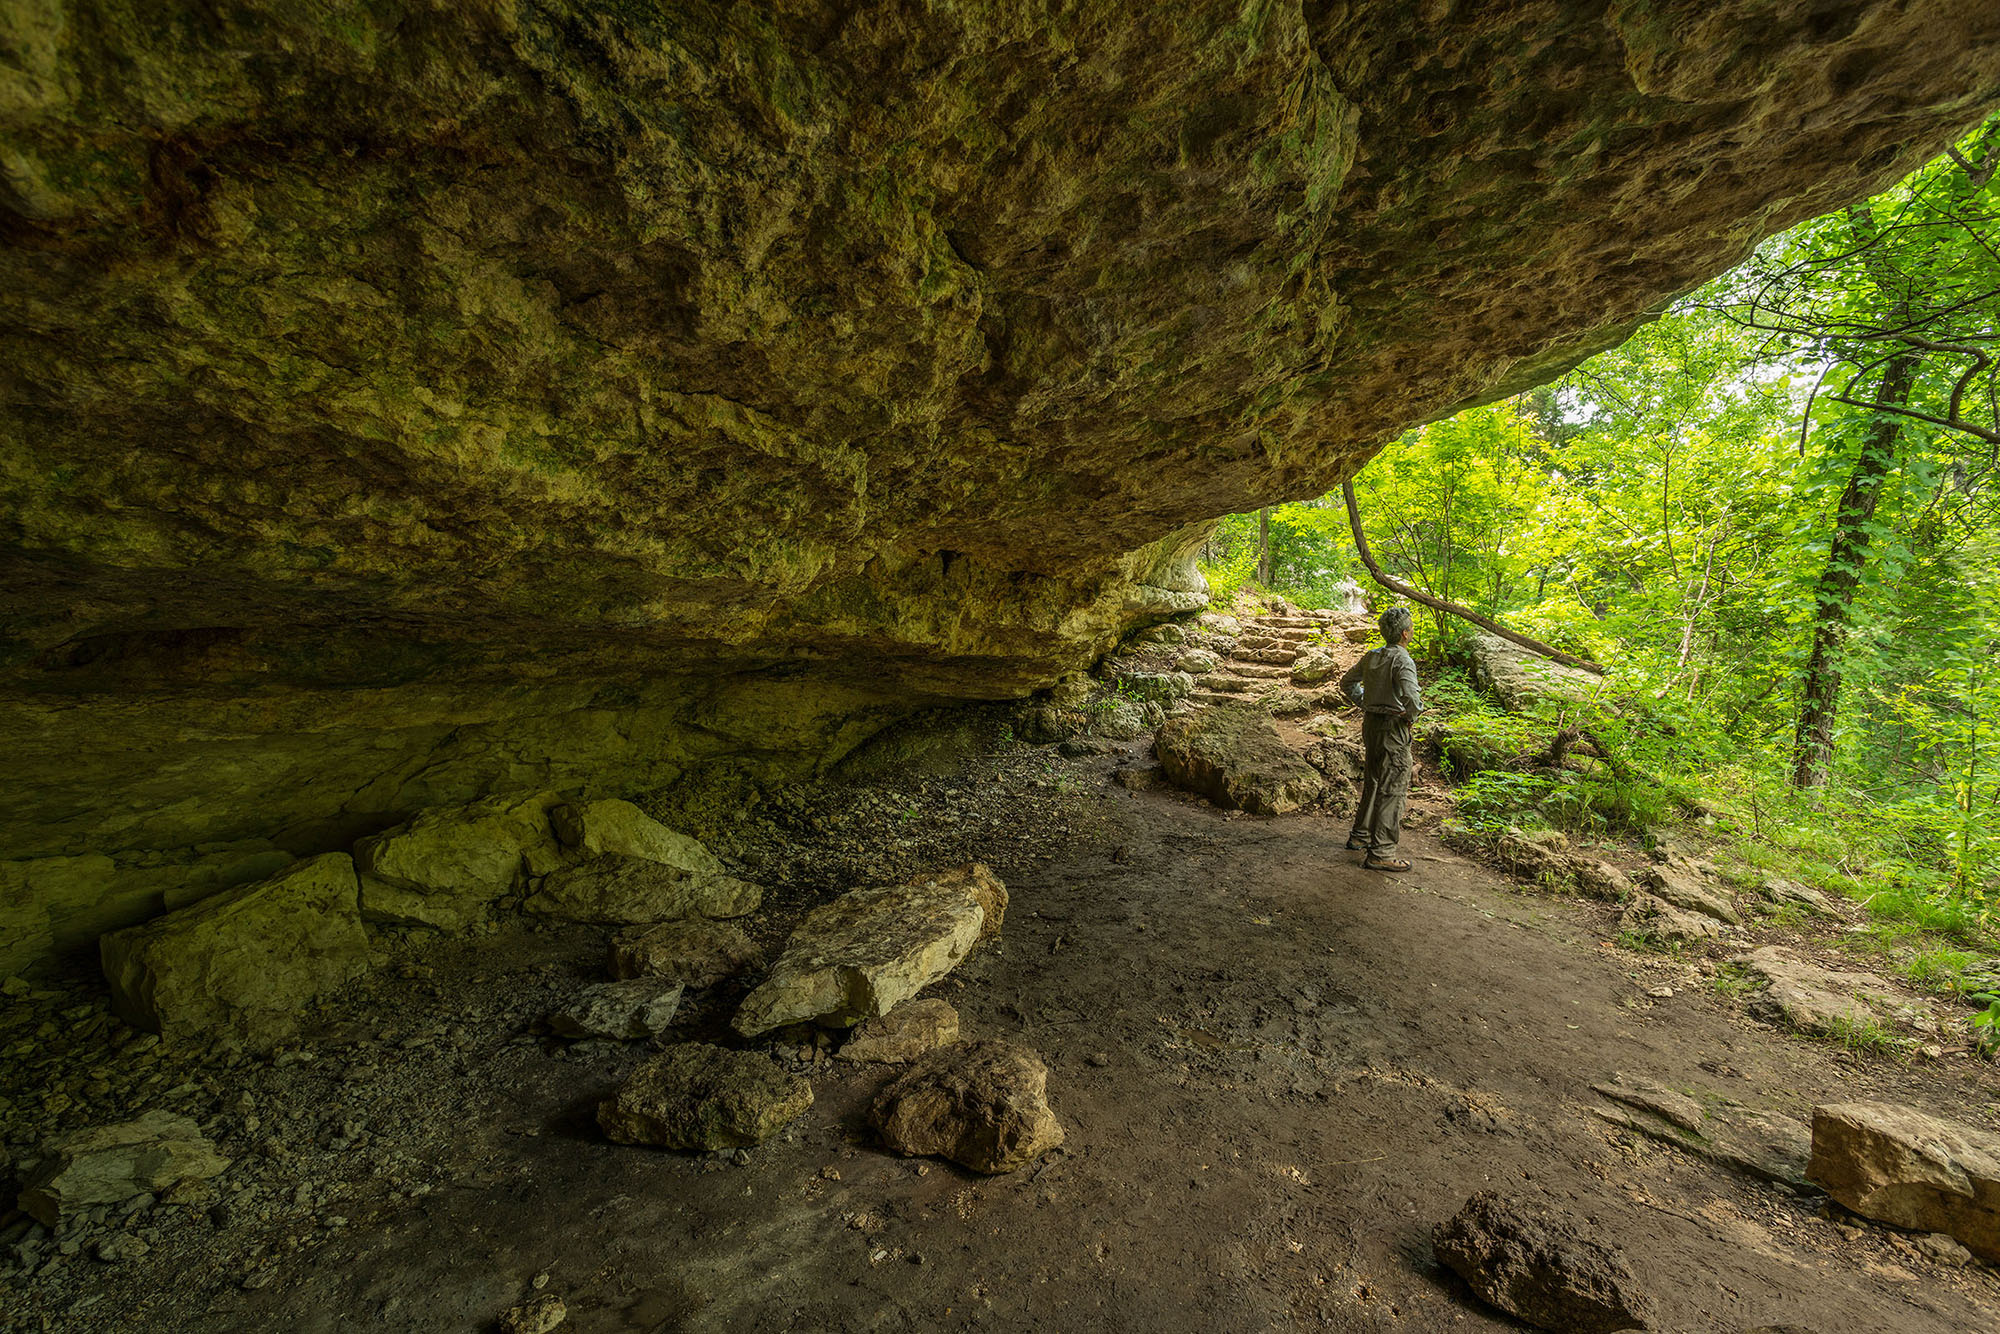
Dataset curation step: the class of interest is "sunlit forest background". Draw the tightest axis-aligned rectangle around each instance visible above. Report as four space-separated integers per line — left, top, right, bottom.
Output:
1201 114 2000 952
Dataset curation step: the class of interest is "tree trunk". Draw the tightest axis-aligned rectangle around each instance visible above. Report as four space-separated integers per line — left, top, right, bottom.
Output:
1791 353 1919 788
1256 507 1272 586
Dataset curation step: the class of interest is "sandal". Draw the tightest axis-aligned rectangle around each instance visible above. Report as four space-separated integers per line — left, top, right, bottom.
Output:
1363 857 1412 872
1345 837 1367 851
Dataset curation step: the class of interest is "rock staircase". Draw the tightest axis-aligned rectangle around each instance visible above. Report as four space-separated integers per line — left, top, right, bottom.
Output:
1184 604 1375 708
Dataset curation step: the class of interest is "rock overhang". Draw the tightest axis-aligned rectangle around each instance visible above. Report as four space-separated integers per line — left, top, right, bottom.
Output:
2 0 1998 960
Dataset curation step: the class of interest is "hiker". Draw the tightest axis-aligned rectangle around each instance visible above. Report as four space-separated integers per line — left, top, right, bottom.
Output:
1338 605 1423 871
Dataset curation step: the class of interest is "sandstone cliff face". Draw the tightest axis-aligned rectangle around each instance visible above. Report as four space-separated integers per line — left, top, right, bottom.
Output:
3 1 1998 964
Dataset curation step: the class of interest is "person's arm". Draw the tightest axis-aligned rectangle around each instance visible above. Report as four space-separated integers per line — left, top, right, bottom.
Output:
1396 648 1423 719
1337 654 1367 708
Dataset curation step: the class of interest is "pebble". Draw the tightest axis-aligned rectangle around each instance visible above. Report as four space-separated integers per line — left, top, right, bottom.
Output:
1646 985 1674 999
1086 1052 1111 1067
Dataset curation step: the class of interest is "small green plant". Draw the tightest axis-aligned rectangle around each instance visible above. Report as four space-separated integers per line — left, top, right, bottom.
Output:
1969 997 2000 1058
1710 963 1755 998
1904 945 1981 995
1819 1013 1904 1056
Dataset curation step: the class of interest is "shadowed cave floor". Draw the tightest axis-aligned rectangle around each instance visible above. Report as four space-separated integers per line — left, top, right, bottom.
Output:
7 739 2000 1333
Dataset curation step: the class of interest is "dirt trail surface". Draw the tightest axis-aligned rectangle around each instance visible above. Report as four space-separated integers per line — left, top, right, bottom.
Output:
5 718 2000 1333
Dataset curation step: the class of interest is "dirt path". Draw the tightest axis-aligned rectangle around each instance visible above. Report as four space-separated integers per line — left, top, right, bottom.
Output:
11 729 1999 1333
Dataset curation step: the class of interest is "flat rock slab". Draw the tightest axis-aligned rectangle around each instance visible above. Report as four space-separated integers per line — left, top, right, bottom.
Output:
526 854 762 924
1638 863 1739 924
838 998 961 1063
547 979 683 1040
598 1044 813 1151
1735 946 1908 1036
733 864 1005 1037
355 791 564 930
1154 704 1325 816
1469 632 1604 711
1759 876 1840 916
609 919 763 988
1591 1073 1810 1187
1619 893 1722 946
18 1111 230 1227
1808 1101 2000 1263
870 1039 1065 1173
1433 1192 1654 1333
100 853 369 1049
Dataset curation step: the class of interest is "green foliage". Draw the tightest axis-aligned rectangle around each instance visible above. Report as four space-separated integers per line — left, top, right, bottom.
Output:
1193 120 2000 929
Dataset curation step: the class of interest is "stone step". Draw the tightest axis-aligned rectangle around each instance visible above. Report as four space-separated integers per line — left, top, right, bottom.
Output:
1199 674 1257 694
1230 649 1299 668
1220 661 1293 679
1238 630 1312 647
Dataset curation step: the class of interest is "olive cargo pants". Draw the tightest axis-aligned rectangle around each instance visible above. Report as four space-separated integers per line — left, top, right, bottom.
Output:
1349 712 1412 858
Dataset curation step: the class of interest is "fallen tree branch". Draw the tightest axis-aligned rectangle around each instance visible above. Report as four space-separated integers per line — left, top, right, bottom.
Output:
1341 480 1607 675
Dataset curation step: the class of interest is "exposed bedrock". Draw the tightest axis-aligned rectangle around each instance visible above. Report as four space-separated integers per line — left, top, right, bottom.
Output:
3 2 1999 964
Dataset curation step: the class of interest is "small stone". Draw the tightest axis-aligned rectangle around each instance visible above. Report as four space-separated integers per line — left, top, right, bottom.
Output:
93 1233 149 1263
1646 985 1674 999
598 1044 813 1151
870 1039 1065 1174
1918 1232 1972 1265
1 975 30 997
837 999 960 1064
1085 1051 1111 1068
1433 1192 1654 1333
545 979 683 1040
532 1272 550 1290
500 1294 567 1334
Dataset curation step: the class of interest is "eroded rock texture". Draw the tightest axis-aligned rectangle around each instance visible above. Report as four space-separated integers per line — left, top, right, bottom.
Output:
4 2 1998 966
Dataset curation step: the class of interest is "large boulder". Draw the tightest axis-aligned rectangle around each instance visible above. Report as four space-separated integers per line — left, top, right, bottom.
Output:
526 854 762 925
354 791 565 930
99 854 370 1048
870 1039 1065 1173
1154 705 1325 816
1808 1102 2000 1263
1433 1192 1654 1333
17 1112 230 1226
1469 633 1603 712
733 864 1005 1037
598 1045 813 1151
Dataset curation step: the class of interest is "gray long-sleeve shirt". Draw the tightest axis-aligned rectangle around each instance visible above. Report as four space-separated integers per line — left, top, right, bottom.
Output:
1338 644 1423 718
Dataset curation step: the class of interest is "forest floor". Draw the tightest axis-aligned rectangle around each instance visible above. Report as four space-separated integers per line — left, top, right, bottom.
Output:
5 703 2000 1333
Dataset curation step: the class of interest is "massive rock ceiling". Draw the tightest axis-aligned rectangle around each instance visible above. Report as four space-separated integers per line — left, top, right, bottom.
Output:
2 1 1997 964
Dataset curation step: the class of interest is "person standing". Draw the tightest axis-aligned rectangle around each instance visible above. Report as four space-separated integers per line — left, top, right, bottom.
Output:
1337 605 1423 871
